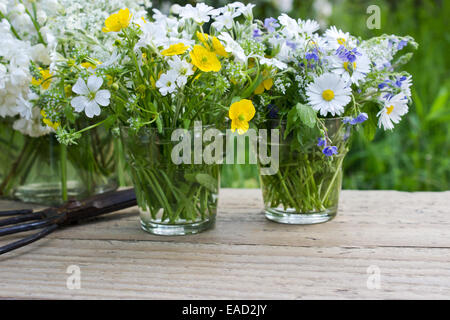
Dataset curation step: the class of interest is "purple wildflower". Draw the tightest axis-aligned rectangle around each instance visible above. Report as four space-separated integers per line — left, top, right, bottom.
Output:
264 17 279 33
317 137 326 147
253 29 262 38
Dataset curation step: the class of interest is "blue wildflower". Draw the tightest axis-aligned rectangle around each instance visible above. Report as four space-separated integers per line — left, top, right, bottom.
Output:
317 137 326 147
342 117 352 124
264 17 279 33
323 146 338 157
266 104 279 119
350 113 368 125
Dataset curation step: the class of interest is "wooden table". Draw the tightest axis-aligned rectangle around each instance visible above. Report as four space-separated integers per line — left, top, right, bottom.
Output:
0 189 449 299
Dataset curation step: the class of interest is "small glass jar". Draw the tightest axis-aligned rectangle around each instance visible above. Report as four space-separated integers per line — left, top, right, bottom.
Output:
121 126 221 236
258 118 349 224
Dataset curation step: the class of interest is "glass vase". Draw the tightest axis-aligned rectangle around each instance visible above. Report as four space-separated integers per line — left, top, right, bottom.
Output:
0 123 118 205
258 118 349 224
121 126 220 236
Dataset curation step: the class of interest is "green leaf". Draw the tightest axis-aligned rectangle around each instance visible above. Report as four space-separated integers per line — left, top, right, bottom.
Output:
426 86 449 122
363 117 377 141
241 74 262 99
296 103 317 128
195 173 218 193
156 114 163 133
285 107 298 139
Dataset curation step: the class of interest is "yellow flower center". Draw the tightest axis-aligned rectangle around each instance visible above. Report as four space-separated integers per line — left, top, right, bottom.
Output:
337 38 346 45
386 105 394 114
238 114 246 121
322 89 335 101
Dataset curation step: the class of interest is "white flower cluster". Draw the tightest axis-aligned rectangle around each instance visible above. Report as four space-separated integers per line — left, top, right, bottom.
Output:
132 2 258 97
0 0 151 136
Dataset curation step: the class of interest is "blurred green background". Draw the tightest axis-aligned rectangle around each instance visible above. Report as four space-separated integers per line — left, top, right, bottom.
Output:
153 0 450 191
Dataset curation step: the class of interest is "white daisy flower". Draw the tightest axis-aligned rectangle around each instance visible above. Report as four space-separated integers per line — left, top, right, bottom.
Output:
331 49 371 84
377 94 409 130
306 73 352 116
156 70 178 96
298 19 320 34
168 56 194 87
71 75 111 118
325 26 353 49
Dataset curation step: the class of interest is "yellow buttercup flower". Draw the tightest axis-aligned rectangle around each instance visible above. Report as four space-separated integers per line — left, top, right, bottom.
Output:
254 70 274 94
229 99 255 135
196 32 228 58
161 43 189 56
40 110 60 130
31 68 53 90
212 36 228 57
254 78 274 94
196 31 210 46
190 45 221 72
102 8 132 33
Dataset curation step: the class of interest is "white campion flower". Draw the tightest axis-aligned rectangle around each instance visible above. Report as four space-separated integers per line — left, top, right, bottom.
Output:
156 70 178 96
167 56 194 87
71 75 111 118
179 3 214 24
377 94 409 130
231 2 255 18
212 11 238 31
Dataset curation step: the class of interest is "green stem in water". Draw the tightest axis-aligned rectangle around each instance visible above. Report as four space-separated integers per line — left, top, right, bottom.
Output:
60 143 68 202
320 155 345 204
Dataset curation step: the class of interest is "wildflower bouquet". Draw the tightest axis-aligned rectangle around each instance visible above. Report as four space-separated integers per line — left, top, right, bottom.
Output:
247 14 417 224
52 3 265 234
0 0 148 203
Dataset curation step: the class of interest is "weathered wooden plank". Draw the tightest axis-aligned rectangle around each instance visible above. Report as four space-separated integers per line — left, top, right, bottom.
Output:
0 189 449 299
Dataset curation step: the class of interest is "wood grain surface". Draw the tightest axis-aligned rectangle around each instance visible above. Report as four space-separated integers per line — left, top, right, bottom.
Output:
0 189 449 299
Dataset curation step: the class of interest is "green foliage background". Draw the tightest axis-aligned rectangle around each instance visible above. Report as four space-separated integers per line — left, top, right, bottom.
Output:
153 0 450 191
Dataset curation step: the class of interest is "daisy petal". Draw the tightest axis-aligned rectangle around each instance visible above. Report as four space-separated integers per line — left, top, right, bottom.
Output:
72 78 89 95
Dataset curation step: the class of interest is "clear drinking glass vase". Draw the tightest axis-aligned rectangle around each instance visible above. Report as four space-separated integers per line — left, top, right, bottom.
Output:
258 118 349 224
121 126 221 236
